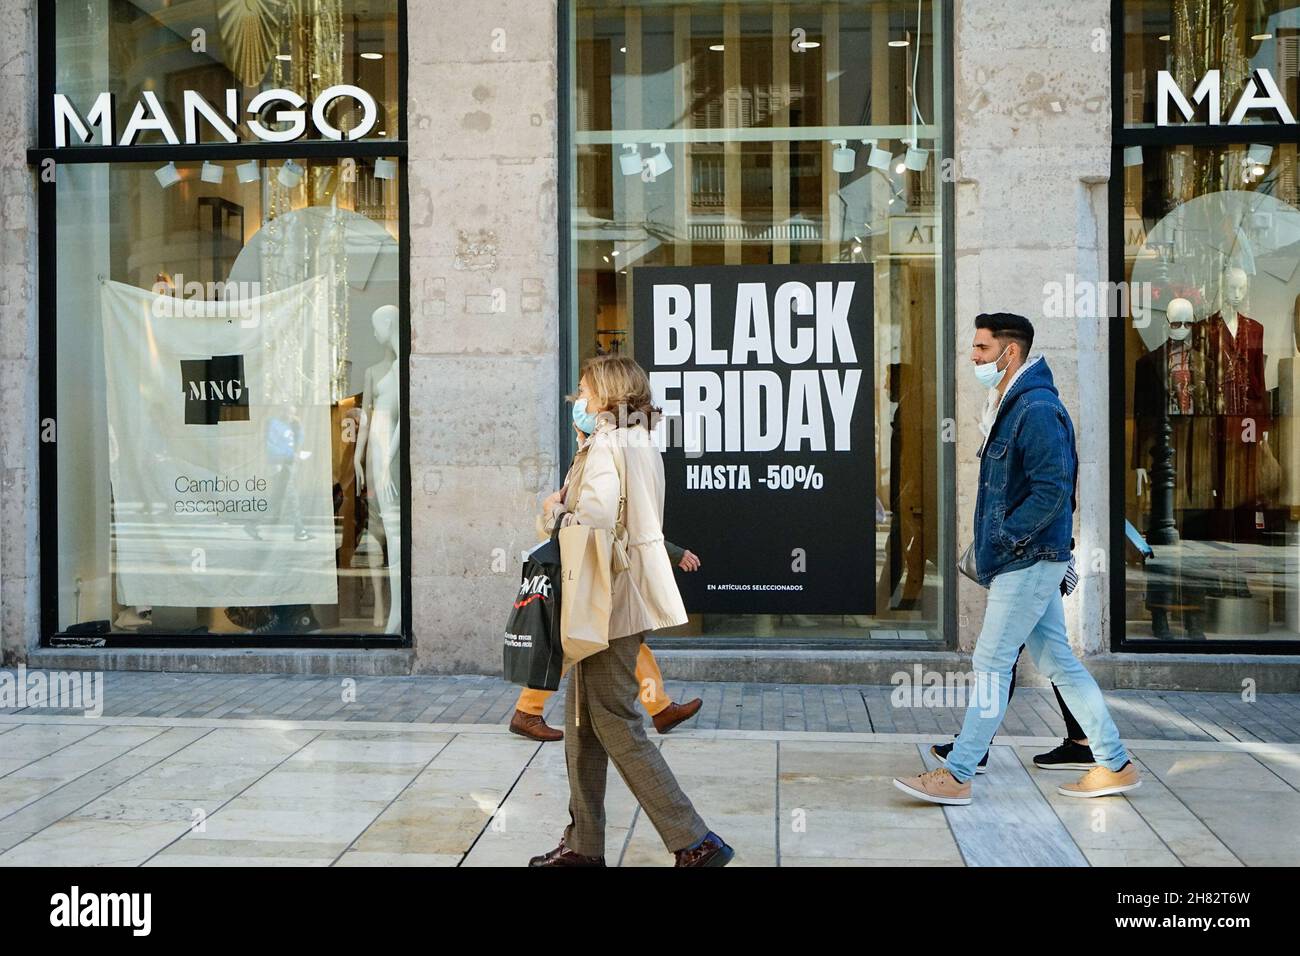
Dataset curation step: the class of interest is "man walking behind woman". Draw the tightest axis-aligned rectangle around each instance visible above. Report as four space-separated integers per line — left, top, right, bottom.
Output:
895 312 1141 805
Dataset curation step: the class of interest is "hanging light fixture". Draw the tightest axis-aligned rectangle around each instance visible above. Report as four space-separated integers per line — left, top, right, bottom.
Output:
154 162 181 188
645 143 672 177
831 139 856 174
200 161 225 184
866 139 892 171
619 143 642 176
277 159 304 187
236 160 261 183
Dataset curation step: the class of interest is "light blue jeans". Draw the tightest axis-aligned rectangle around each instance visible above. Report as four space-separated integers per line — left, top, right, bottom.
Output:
946 559 1129 782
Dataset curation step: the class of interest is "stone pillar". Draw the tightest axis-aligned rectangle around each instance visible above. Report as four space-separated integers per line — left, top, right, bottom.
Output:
0 0 38 666
407 0 561 672
952 0 1111 658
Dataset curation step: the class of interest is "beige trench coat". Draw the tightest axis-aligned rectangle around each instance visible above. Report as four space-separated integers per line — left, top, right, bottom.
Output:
544 420 688 639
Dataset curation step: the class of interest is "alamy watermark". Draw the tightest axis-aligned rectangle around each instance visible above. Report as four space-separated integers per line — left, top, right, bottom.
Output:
1042 276 1154 325
0 666 104 717
890 665 1005 718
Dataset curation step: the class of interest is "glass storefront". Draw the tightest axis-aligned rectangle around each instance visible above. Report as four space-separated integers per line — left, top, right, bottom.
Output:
562 0 950 646
44 0 406 641
1118 0 1300 647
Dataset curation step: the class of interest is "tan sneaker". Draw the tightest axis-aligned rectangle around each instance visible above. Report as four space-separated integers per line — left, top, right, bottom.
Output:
893 767 972 805
1057 761 1141 798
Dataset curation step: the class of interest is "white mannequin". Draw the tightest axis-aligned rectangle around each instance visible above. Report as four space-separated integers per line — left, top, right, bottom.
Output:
1136 297 1196 493
355 305 401 634
1222 267 1248 339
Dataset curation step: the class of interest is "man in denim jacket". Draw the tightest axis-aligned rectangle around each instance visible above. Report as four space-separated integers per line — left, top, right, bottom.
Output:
895 313 1141 805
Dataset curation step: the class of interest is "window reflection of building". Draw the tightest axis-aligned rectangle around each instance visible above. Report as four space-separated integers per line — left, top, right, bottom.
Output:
569 1 947 643
1122 0 1300 644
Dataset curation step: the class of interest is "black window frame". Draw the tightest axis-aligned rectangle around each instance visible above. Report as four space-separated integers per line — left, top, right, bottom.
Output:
26 0 413 649
1109 0 1300 654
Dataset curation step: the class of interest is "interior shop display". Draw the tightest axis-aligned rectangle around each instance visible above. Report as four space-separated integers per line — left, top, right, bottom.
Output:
1130 187 1300 639
354 304 402 635
100 276 338 608
229 203 399 400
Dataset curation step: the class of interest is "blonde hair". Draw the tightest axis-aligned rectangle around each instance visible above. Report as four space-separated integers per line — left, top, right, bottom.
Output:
570 354 660 430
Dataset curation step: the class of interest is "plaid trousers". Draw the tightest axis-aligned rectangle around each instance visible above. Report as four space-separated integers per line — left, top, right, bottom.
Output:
563 633 708 858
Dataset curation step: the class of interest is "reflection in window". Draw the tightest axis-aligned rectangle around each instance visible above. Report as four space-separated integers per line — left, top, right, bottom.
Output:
567 0 948 642
1124 142 1300 640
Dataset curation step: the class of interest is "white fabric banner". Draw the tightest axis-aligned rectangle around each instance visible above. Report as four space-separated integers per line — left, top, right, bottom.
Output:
100 277 339 607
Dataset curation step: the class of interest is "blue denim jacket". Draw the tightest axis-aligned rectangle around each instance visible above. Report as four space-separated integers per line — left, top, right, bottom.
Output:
973 356 1077 586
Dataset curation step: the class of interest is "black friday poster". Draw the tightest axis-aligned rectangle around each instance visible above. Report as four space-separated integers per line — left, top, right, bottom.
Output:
633 263 875 615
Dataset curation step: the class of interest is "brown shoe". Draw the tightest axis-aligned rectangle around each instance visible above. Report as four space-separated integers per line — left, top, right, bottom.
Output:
509 710 563 742
892 767 973 805
528 841 605 867
1057 761 1141 798
674 831 735 867
653 697 702 734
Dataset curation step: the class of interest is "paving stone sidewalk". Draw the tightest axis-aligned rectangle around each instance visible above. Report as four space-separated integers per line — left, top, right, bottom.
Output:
2 669 1297 743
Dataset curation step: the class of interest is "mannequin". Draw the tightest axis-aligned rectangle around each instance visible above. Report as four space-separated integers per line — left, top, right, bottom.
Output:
1277 296 1300 631
1205 266 1270 513
1132 298 1210 638
355 304 401 634
1276 295 1300 515
1201 268 1272 633
1133 297 1213 507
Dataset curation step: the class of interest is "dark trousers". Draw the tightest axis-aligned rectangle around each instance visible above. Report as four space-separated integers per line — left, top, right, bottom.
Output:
563 633 708 858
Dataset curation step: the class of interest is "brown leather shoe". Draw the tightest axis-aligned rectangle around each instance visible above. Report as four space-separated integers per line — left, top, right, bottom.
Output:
674 831 734 867
653 697 702 734
528 841 605 867
509 710 563 742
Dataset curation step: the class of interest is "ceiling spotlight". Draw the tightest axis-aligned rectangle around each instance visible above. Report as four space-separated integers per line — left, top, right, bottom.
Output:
894 158 907 174
275 54 291 61
277 159 304 188
1252 33 1273 41
236 160 261 184
888 39 909 47
1246 143 1273 166
619 46 627 53
1157 34 1171 41
374 157 397 180
1123 145 1144 167
602 255 610 263
360 52 384 60
831 139 855 174
866 139 891 171
709 44 725 52
200 160 224 184
904 144 929 171
154 162 181 189
619 143 642 176
610 249 620 257
797 40 821 49
646 142 672 177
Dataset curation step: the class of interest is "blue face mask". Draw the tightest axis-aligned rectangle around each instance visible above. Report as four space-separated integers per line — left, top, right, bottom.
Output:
572 398 598 435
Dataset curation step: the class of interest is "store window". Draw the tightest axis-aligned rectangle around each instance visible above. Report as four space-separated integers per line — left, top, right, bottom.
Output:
562 1 951 644
40 1 406 642
1118 1 1300 649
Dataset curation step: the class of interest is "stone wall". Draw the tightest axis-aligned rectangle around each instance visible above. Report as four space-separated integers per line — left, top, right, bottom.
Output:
406 0 561 672
952 0 1112 657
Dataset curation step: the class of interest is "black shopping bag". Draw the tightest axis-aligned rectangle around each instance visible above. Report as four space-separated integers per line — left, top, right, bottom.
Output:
503 530 563 691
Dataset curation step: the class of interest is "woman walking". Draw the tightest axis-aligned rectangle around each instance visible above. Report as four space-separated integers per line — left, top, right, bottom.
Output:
528 355 733 867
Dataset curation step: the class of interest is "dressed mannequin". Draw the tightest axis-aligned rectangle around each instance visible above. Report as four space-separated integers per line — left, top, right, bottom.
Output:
1201 268 1273 632
1132 298 1210 638
354 305 401 634
1133 298 1214 509
1205 267 1271 513
1276 295 1300 515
